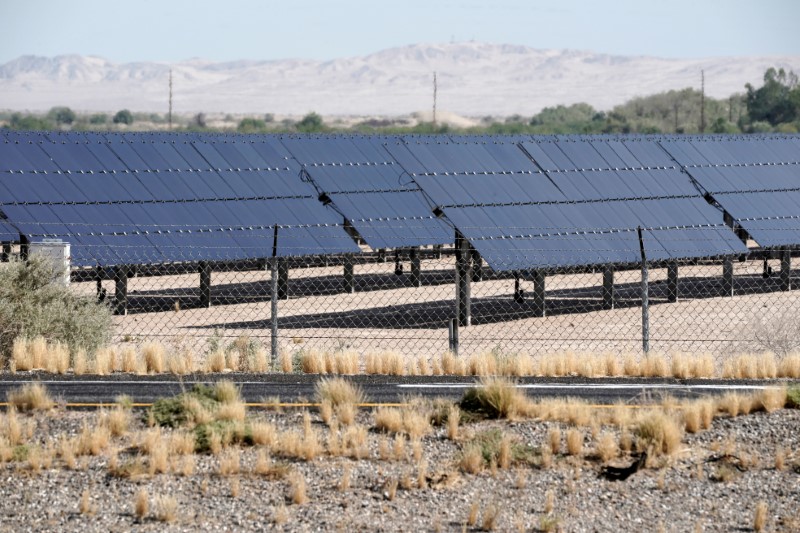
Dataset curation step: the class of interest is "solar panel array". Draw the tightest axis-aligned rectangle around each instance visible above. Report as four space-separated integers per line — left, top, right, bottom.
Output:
279 135 451 249
387 136 749 271
3 132 800 273
659 135 800 248
0 132 358 266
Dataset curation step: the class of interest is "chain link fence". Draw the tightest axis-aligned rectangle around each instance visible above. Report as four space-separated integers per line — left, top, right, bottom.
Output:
9 222 799 368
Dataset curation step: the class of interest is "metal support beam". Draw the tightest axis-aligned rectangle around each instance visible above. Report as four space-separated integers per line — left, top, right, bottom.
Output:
532 270 546 317
410 247 421 287
455 233 472 327
780 249 792 291
199 261 212 308
394 250 403 275
278 260 289 300
722 257 734 297
602 267 615 310
667 261 679 303
471 250 483 282
113 265 129 316
513 275 525 303
343 254 355 293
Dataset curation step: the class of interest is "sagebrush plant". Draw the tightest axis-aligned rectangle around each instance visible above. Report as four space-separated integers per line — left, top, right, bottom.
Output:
0 257 112 365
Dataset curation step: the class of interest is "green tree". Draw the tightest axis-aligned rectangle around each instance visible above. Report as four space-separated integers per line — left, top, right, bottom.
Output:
8 113 53 130
47 106 76 125
112 109 134 125
296 112 325 132
89 113 108 125
237 117 267 133
745 68 799 126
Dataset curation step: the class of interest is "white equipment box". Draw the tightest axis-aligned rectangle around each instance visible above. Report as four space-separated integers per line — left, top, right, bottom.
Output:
30 239 71 286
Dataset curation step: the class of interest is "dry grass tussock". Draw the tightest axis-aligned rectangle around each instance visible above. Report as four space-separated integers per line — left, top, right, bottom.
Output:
10 337 71 374
364 351 406 375
7 382 54 411
460 377 531 419
302 349 359 375
634 410 683 456
154 495 178 523
373 406 431 439
722 353 778 379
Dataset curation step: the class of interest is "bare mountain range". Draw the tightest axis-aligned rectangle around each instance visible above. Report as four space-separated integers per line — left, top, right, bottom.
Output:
1 42 799 117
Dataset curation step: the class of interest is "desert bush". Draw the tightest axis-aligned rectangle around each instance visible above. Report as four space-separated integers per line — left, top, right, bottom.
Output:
0 257 112 366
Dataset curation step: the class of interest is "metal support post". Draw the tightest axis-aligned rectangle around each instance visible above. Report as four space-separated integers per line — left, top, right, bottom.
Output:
433 244 442 259
343 254 355 293
722 257 734 297
780 249 792 291
1 243 11 262
448 318 459 357
199 261 212 308
602 267 615 310
513 275 525 303
637 227 650 353
271 258 279 362
394 250 403 275
667 261 679 303
410 247 421 287
471 249 483 282
278 260 289 300
113 265 129 316
532 270 546 317
455 233 472 327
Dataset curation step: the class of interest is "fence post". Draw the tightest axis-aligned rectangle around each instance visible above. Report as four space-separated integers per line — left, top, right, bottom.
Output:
271 226 279 364
448 318 459 357
637 227 650 353
455 233 472 327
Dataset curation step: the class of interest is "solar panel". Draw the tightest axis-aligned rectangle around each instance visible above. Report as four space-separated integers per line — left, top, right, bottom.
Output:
659 136 800 247
280 135 451 249
388 137 746 271
0 132 358 266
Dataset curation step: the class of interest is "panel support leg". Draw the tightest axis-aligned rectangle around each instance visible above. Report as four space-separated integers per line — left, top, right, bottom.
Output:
780 250 792 291
343 254 355 294
433 244 442 259
602 267 615 309
513 275 525 303
199 261 212 308
455 234 472 327
667 261 679 303
114 265 129 316
278 260 289 300
532 270 546 317
410 247 421 287
1 243 11 262
722 257 734 297
394 250 403 275
471 250 483 282
377 248 387 263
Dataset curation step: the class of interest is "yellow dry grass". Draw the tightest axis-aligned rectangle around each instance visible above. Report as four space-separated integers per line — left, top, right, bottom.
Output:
7 382 54 411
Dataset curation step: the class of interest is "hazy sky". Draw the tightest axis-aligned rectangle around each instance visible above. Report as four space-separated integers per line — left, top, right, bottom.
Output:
2 0 799 63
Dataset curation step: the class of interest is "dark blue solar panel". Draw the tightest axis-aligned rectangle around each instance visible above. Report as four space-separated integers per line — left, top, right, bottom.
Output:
281 136 451 248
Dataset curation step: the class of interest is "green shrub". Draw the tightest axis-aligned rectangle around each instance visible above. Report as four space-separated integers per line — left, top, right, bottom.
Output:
0 257 112 365
112 109 134 125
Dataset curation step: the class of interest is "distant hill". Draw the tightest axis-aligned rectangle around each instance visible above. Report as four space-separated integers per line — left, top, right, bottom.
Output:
1 42 799 116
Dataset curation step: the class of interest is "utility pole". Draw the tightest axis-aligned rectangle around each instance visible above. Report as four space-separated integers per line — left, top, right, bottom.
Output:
729 95 734 123
432 71 437 127
673 100 680 133
168 68 173 130
700 70 706 133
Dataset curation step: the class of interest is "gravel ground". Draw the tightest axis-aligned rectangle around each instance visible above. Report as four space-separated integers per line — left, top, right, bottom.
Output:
0 405 798 532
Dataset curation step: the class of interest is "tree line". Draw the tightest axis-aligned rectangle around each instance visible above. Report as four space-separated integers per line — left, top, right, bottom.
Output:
2 68 798 135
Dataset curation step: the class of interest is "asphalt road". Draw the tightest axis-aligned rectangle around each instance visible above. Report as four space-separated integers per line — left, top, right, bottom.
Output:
0 373 792 406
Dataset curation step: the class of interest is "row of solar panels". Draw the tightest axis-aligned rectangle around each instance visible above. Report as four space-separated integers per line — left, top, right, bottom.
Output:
1 131 799 271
